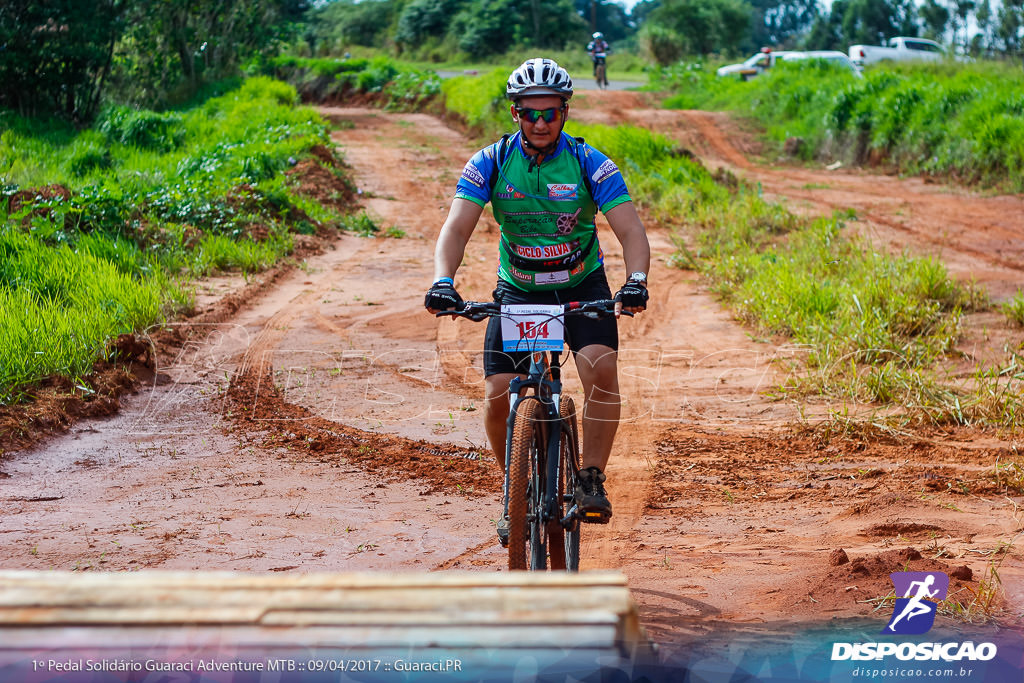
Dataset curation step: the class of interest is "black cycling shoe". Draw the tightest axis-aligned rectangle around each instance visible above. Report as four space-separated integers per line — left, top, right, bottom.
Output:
575 467 612 524
496 517 510 547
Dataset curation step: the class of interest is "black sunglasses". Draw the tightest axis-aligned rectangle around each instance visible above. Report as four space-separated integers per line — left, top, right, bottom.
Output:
515 106 564 124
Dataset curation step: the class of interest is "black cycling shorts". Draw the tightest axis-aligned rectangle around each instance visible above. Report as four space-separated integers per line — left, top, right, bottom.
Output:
483 268 618 377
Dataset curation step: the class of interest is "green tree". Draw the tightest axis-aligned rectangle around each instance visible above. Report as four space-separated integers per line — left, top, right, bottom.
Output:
395 0 463 50
644 0 752 56
917 0 949 41
748 0 822 49
972 0 992 53
804 0 847 48
995 0 1024 54
113 0 305 104
950 0 975 50
574 0 632 42
0 0 124 121
309 0 398 52
449 0 520 57
840 0 917 46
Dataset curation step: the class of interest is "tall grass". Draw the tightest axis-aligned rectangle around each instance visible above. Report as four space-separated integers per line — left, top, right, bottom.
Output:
441 69 509 138
653 60 1024 190
0 226 163 403
441 73 1019 428
0 77 354 403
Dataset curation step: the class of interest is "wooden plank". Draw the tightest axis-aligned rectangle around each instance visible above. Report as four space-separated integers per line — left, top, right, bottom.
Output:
0 586 631 613
0 624 624 651
0 624 621 650
0 570 652 657
0 570 628 590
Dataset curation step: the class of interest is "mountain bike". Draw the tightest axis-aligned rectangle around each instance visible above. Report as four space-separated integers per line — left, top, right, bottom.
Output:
594 58 609 89
439 299 628 571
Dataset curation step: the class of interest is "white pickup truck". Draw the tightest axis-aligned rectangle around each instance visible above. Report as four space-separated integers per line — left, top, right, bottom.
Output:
716 49 797 80
848 37 947 68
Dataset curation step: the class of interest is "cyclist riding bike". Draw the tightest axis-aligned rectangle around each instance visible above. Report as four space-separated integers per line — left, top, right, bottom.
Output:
587 32 610 79
424 58 650 545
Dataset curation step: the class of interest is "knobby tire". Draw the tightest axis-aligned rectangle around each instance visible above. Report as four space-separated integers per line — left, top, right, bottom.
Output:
595 63 607 90
507 399 543 570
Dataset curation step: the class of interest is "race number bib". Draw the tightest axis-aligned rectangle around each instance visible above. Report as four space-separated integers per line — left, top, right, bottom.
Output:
500 304 565 352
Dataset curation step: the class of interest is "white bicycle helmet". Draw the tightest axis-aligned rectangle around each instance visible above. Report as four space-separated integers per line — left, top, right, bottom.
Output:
506 58 573 100
593 32 604 39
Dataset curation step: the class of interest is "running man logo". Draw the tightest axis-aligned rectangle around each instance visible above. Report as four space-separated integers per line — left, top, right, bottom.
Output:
884 571 949 635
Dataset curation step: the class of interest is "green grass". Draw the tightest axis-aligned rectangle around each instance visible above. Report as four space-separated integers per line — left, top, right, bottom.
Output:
1002 291 1024 327
259 56 442 111
0 226 163 403
0 77 359 403
441 73 1021 429
652 59 1024 191
441 69 509 139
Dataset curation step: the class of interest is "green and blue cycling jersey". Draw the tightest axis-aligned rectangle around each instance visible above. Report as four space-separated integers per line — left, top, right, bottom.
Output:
455 131 632 292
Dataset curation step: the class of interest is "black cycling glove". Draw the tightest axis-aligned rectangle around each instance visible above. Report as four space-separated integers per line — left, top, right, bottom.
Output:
615 278 649 310
424 279 463 311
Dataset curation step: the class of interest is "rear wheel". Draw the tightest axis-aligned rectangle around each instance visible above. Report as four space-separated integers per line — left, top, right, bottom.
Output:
548 397 581 571
507 399 545 570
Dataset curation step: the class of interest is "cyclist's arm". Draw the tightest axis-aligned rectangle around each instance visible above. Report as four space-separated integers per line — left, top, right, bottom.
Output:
605 202 650 277
434 197 484 282
605 202 651 314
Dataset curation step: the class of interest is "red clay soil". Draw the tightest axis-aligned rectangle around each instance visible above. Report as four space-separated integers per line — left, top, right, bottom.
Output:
1 96 1022 653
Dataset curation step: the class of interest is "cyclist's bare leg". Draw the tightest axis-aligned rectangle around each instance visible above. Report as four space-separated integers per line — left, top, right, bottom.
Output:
574 344 620 471
484 373 523 469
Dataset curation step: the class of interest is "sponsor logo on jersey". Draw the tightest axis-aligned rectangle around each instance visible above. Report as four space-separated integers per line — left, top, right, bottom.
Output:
547 183 578 200
461 162 486 188
511 241 578 260
496 184 525 200
592 159 620 184
508 265 532 283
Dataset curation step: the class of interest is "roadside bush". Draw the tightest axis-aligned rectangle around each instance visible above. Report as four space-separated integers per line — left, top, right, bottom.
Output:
259 56 440 110
98 107 185 152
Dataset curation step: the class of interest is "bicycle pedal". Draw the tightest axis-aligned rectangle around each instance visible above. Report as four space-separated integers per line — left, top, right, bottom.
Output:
580 510 612 524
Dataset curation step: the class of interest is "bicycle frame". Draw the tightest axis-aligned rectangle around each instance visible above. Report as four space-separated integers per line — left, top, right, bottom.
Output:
501 348 576 554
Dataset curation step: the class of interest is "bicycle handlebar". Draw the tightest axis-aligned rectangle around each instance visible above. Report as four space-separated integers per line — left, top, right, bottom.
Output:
435 299 632 322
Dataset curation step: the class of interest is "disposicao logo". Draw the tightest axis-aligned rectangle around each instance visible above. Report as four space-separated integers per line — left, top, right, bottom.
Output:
831 571 998 663
885 571 948 635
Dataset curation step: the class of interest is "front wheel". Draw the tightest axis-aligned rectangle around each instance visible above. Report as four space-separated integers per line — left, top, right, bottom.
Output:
595 62 607 90
507 399 545 570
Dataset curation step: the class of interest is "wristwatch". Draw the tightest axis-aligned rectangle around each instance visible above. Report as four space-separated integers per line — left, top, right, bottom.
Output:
628 271 648 284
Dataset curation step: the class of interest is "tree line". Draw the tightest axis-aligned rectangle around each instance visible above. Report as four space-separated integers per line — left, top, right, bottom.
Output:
304 0 1024 64
2 0 1022 123
0 0 306 122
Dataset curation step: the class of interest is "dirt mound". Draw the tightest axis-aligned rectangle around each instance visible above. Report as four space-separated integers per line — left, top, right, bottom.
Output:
6 184 72 219
224 369 500 497
809 546 983 613
286 144 358 211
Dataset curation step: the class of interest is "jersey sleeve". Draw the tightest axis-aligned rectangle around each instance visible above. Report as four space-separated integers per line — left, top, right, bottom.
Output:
581 144 631 213
454 144 498 207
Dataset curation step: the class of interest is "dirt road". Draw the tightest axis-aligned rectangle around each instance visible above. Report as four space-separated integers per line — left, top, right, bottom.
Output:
2 96 1022 652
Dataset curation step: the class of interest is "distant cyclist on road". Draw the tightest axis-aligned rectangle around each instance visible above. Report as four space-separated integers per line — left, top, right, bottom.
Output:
587 32 610 83
424 58 650 544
